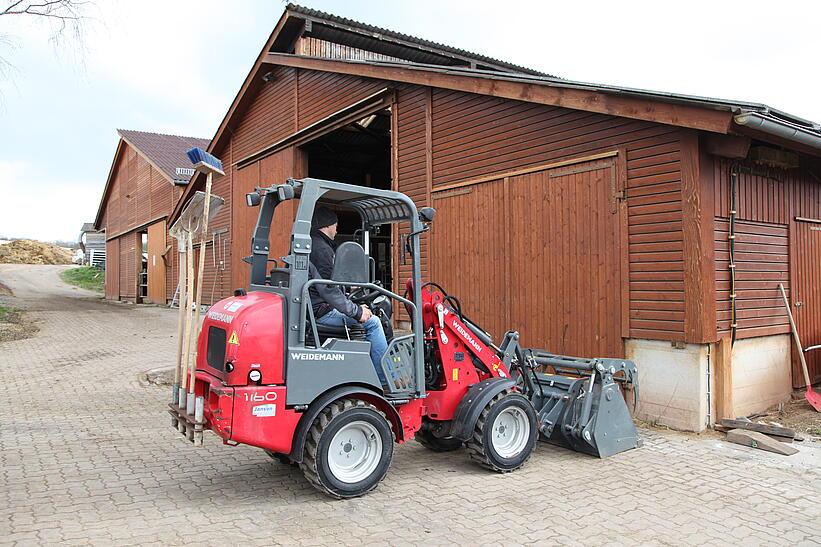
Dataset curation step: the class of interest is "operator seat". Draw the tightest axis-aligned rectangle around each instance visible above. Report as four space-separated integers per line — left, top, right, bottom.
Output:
306 241 370 347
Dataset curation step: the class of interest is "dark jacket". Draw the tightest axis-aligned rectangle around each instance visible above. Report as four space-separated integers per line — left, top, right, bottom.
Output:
309 229 362 320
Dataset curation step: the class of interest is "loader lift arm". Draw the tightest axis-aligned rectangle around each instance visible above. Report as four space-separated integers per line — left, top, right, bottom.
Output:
418 282 641 458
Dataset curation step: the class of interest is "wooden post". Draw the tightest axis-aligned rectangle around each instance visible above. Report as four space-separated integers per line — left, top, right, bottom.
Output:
714 335 734 421
779 283 812 388
181 231 195 390
173 237 188 391
188 173 214 396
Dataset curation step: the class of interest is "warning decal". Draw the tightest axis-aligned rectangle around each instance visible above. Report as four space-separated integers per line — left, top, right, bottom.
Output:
228 331 240 345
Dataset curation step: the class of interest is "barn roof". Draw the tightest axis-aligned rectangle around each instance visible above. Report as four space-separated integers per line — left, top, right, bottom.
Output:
94 130 209 230
171 5 821 222
117 130 210 184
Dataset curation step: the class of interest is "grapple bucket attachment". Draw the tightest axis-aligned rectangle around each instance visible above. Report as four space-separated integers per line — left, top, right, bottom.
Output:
523 352 640 458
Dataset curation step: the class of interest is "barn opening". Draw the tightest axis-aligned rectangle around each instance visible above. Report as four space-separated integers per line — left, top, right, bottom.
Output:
138 231 148 303
300 107 393 288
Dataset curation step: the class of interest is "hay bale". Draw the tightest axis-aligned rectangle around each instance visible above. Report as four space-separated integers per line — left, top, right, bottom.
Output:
0 240 74 265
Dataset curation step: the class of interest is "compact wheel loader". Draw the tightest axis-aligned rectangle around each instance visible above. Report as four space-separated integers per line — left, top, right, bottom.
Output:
170 177 640 499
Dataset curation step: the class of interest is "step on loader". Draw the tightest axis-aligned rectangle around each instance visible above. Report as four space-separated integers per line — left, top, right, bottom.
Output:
169 177 641 498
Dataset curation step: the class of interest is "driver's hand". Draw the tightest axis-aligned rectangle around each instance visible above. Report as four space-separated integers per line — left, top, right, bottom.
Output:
359 305 373 323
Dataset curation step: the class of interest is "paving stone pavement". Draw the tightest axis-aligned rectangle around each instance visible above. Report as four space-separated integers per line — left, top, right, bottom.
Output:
1 264 820 546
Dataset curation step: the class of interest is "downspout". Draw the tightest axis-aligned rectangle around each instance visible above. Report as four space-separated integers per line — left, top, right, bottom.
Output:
729 163 739 344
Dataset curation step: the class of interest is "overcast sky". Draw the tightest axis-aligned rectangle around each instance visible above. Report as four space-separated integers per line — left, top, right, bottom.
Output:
0 0 819 241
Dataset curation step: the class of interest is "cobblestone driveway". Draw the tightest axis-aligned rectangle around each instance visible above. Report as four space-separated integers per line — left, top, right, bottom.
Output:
1 265 820 546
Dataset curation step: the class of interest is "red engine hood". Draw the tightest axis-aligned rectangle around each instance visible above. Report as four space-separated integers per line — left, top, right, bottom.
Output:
197 291 285 386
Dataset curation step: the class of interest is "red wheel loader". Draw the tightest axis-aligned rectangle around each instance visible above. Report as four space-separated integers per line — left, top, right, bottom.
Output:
170 177 640 498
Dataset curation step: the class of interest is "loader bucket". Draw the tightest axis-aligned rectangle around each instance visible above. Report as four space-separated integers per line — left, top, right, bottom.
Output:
525 353 640 458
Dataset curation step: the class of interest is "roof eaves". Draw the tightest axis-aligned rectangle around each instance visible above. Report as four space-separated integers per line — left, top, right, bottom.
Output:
281 55 821 139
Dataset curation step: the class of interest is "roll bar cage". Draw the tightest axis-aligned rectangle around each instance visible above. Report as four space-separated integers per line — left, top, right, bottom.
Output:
245 177 429 396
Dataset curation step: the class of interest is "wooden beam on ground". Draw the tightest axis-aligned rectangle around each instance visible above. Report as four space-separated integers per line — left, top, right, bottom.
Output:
725 429 798 456
715 335 734 421
720 419 796 439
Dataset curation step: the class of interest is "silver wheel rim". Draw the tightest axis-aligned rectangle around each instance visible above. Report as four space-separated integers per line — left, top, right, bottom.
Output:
328 420 383 484
491 406 530 458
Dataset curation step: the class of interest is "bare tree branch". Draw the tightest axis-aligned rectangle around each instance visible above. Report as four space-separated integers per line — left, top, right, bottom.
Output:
0 0 94 83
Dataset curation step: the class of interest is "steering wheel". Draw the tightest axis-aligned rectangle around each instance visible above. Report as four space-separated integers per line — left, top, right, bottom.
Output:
350 287 382 305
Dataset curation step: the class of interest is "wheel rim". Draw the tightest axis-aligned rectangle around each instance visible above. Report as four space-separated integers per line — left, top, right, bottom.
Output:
491 406 530 458
328 420 383 484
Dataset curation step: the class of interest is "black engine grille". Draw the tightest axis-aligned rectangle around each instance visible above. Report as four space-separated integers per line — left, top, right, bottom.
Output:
206 326 227 371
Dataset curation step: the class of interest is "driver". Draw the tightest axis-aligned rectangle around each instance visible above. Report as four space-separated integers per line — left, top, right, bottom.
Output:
308 206 388 385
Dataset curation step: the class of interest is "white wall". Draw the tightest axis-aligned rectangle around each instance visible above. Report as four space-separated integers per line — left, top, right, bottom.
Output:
626 339 709 432
730 334 792 418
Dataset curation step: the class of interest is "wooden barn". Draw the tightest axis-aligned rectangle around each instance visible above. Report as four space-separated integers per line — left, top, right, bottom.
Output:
169 4 821 430
94 130 209 304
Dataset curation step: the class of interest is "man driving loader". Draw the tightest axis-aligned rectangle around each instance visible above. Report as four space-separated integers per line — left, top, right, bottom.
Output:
308 206 388 384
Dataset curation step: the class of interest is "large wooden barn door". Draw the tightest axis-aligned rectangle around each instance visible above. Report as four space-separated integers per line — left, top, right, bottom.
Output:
509 158 624 358
791 219 821 387
430 180 508 339
429 157 625 357
146 220 167 304
105 238 119 300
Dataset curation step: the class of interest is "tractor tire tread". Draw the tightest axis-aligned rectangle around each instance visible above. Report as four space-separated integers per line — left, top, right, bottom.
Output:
299 398 393 499
465 390 535 473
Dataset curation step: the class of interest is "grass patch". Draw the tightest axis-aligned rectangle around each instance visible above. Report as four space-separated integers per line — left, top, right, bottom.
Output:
61 266 104 292
0 304 14 321
0 303 36 342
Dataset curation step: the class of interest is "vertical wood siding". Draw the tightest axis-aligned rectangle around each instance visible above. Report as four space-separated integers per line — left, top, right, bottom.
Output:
105 238 119 300
296 37 405 63
147 220 167 304
430 181 506 338
712 155 821 386
118 231 139 301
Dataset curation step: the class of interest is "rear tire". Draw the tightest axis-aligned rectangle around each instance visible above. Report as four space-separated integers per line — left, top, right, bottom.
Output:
415 428 463 452
466 390 537 472
300 398 394 499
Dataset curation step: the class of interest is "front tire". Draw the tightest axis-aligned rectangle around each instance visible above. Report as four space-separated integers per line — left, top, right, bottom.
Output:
466 390 537 472
300 398 394 499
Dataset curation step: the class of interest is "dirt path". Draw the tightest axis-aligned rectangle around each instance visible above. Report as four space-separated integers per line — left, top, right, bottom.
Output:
1 264 820 545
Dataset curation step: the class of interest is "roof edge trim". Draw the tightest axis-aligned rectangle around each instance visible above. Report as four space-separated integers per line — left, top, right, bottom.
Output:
734 111 821 152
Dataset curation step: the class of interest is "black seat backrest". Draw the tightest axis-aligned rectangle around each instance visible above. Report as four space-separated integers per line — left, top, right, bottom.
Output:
332 241 369 283
269 268 289 287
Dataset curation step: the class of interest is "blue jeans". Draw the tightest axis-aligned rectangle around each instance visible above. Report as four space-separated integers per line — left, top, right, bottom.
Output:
316 309 388 385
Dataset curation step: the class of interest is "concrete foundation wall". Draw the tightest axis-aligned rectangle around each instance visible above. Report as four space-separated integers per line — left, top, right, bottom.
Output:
626 339 709 432
731 334 792 418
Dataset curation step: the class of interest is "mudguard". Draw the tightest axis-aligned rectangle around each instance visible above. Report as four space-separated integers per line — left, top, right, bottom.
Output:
287 384 403 462
449 378 516 442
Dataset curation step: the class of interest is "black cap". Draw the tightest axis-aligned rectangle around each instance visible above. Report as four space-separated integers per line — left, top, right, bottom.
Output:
312 206 338 229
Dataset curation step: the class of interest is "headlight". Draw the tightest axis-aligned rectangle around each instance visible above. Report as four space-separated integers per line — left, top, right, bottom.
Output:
249 370 262 382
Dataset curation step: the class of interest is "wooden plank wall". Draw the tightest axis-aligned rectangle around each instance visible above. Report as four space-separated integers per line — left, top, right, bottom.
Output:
296 70 386 130
714 218 790 338
428 90 686 341
393 87 430 320
196 66 387 305
105 238 119 299
296 37 405 64
430 181 506 337
101 142 175 239
712 155 821 386
117 231 139 301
